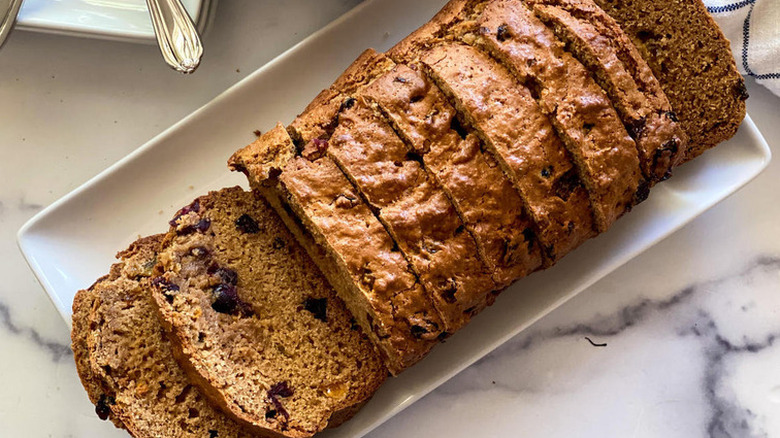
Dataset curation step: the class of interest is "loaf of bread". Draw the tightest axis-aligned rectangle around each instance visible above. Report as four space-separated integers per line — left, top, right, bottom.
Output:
231 0 744 375
150 187 387 437
73 0 746 435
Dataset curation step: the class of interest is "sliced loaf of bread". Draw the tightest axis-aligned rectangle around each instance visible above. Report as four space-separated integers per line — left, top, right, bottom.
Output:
150 187 387 437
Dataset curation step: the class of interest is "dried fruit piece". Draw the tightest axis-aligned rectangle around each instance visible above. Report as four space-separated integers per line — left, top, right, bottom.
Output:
211 284 239 314
207 265 239 286
95 394 114 421
267 382 294 421
235 214 260 234
303 297 327 322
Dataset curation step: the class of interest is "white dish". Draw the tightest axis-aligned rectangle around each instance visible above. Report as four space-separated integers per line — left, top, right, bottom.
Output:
16 0 216 43
17 0 771 436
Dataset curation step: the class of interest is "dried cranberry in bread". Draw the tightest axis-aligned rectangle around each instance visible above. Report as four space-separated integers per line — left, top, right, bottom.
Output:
229 124 443 374
81 235 256 438
150 187 387 437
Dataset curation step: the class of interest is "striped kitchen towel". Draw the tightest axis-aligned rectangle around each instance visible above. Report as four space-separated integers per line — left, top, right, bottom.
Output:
704 0 780 96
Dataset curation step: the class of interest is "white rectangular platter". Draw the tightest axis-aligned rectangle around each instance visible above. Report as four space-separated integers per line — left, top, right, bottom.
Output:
16 0 215 43
17 0 771 436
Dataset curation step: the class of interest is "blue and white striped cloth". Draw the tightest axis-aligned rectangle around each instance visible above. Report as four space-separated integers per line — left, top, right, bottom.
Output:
704 0 780 96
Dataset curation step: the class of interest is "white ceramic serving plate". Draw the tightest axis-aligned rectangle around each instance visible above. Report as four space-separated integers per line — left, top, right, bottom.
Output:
17 0 771 436
16 0 216 43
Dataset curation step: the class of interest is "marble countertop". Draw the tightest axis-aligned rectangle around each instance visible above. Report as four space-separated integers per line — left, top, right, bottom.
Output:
1 1 778 437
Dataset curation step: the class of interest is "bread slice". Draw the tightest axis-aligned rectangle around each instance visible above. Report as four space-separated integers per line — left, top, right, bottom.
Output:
420 42 596 263
524 0 686 182
82 235 257 438
362 63 543 287
72 277 125 430
288 48 396 144
229 125 443 374
150 187 387 437
591 0 747 161
327 99 496 332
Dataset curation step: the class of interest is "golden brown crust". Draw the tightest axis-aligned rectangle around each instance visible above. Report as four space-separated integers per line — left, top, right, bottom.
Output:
387 0 476 64
525 0 686 182
362 64 543 288
468 4 641 230
229 122 296 184
591 0 747 161
279 156 442 373
421 42 596 263
327 99 495 331
288 49 396 144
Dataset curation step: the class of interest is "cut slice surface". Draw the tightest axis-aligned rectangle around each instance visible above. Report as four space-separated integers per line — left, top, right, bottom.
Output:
591 0 746 160
327 99 495 331
421 42 596 263
230 125 444 374
524 0 686 182
84 235 256 438
151 187 387 437
362 64 543 287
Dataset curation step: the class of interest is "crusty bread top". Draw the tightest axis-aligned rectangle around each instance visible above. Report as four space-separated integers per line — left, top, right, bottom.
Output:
362 64 543 287
421 42 597 262
526 0 687 182
328 99 496 331
231 125 443 374
288 49 396 144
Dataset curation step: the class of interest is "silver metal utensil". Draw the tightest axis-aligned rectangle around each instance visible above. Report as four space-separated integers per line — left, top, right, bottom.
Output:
0 0 23 50
146 0 203 74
